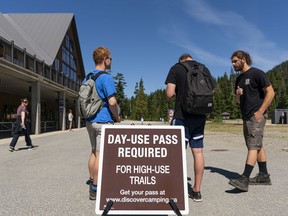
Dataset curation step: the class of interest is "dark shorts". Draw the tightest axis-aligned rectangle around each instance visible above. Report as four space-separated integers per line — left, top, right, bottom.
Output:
171 115 206 148
243 115 266 150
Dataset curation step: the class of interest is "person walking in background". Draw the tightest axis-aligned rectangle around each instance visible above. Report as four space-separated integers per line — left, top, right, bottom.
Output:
84 46 121 200
229 50 275 192
68 109 74 131
9 98 37 152
165 53 213 202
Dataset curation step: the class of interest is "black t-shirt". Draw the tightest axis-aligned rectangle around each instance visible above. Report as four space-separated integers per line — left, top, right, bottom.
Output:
235 67 271 120
165 60 213 119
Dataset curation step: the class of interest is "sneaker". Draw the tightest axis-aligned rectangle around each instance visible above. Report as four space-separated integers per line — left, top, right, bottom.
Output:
86 178 93 185
189 190 202 202
249 173 272 185
89 185 97 200
229 175 249 191
27 145 37 150
9 146 15 152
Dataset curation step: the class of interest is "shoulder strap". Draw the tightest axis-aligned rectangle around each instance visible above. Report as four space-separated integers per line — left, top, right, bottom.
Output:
180 62 193 72
91 71 109 81
90 71 109 103
86 71 108 81
85 72 93 80
180 62 207 75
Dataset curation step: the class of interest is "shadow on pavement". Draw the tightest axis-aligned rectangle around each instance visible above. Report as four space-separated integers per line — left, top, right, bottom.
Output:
204 166 239 179
225 188 246 194
15 145 39 151
205 166 248 194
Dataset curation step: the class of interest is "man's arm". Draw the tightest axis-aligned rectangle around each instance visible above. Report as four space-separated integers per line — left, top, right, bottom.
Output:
254 84 275 121
108 96 121 122
21 111 26 128
166 83 176 100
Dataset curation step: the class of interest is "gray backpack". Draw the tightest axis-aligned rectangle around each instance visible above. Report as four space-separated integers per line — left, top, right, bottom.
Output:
78 71 108 119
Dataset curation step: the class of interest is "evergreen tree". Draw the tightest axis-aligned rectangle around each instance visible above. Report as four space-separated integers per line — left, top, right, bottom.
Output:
121 97 131 119
229 69 241 119
147 89 168 121
132 78 148 120
134 82 139 96
121 60 288 121
114 73 125 104
267 60 288 115
113 72 127 117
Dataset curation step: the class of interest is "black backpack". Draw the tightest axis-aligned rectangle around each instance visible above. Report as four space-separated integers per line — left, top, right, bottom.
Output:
180 62 213 115
78 71 108 119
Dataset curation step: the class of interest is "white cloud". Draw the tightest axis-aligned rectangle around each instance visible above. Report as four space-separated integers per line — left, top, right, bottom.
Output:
183 0 229 26
158 19 229 67
165 0 288 72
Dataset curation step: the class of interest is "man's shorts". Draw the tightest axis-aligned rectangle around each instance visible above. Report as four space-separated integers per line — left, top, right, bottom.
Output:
171 115 206 148
86 122 103 152
243 115 266 150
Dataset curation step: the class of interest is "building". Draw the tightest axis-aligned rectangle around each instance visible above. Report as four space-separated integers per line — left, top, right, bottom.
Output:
272 109 288 124
0 13 85 138
221 112 231 120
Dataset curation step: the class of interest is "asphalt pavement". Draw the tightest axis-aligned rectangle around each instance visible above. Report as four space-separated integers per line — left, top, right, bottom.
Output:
0 121 287 216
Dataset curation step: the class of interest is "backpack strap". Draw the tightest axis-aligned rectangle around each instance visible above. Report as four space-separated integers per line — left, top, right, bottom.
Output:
180 62 214 90
180 62 206 75
86 71 108 81
87 71 109 104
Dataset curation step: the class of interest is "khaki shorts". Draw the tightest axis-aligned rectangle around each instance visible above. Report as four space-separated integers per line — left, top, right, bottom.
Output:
86 122 103 153
243 115 266 150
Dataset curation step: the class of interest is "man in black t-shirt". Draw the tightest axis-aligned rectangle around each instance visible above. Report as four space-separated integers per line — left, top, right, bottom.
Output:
229 50 275 192
165 53 213 202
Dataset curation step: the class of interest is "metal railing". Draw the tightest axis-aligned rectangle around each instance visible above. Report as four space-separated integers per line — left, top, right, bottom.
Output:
41 121 59 132
0 122 13 132
0 121 60 133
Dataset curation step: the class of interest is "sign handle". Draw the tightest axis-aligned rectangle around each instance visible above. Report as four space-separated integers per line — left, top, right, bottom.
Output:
169 198 182 216
101 200 114 216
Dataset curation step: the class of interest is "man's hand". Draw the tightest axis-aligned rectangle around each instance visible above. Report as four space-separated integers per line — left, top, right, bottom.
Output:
236 86 243 95
254 111 263 123
235 86 243 104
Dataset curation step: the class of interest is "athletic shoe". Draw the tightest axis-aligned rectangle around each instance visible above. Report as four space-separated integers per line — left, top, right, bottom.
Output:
189 190 202 202
249 172 272 185
27 145 37 150
89 185 97 200
9 146 15 152
86 178 93 185
229 175 249 192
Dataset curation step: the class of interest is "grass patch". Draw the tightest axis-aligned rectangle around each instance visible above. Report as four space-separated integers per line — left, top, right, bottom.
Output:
205 122 242 133
205 121 288 134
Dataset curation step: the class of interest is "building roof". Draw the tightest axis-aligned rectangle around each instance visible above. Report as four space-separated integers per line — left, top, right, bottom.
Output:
0 13 75 66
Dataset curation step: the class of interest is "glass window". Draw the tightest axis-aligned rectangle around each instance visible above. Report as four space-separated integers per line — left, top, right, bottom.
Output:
60 34 78 84
55 58 60 72
4 44 11 61
0 43 4 58
26 55 34 71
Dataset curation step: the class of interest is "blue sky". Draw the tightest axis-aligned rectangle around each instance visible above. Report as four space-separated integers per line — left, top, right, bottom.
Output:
2 0 288 98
